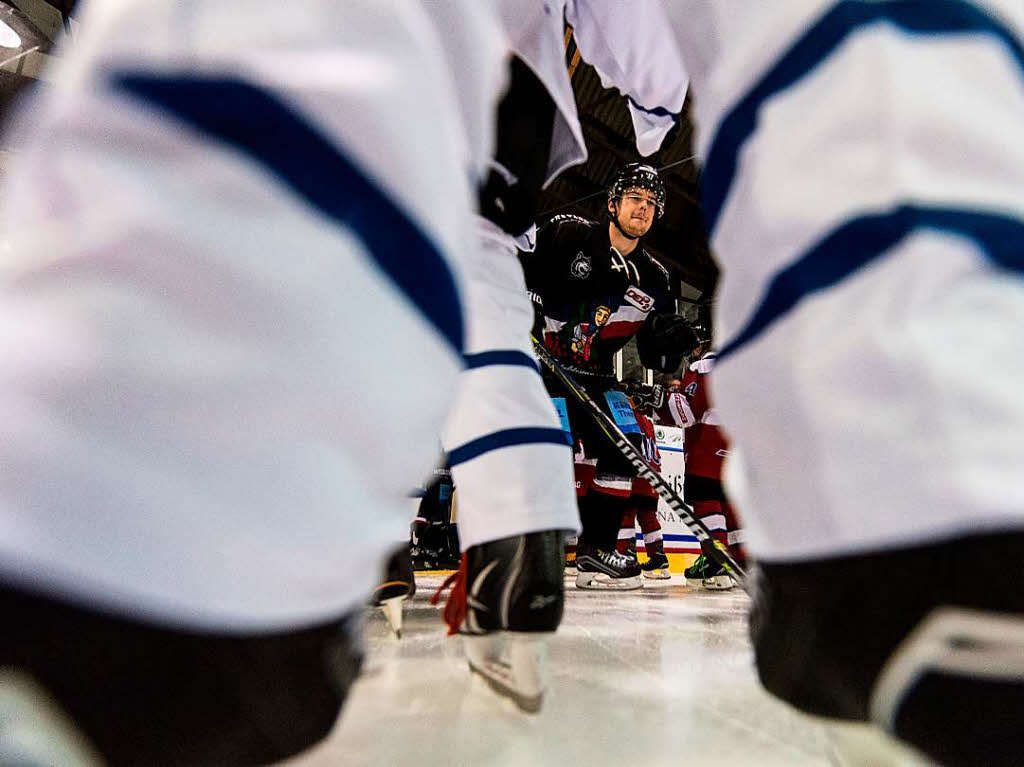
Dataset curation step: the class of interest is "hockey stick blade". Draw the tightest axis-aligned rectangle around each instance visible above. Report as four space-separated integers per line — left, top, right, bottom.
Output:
531 338 747 590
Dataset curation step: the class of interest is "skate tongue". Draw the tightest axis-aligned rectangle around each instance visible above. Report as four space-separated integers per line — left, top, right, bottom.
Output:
429 554 468 636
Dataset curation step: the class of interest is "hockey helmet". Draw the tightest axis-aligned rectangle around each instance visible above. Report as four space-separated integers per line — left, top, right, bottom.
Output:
607 163 666 219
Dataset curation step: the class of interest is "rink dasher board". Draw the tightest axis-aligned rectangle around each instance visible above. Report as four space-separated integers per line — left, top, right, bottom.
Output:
407 427 702 561
645 426 701 556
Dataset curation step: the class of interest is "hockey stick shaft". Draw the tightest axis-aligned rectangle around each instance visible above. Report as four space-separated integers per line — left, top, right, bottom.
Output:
532 339 747 588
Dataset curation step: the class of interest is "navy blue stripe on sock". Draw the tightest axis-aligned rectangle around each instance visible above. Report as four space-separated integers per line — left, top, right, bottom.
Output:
463 350 540 372
718 205 1024 360
114 73 463 353
448 427 572 467
702 0 1024 236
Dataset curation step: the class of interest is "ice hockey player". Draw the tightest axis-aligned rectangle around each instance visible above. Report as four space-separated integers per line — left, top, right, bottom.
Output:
431 37 582 717
521 163 699 591
0 0 510 763
433 0 688 712
660 2 1024 763
657 321 745 589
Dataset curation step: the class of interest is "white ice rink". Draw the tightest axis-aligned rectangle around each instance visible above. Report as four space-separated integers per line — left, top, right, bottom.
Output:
286 572 933 767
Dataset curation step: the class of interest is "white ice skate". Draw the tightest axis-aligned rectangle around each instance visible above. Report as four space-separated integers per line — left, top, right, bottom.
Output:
431 530 566 713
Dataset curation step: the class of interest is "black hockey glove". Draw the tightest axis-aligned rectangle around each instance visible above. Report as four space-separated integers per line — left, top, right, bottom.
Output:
636 313 697 372
618 379 665 411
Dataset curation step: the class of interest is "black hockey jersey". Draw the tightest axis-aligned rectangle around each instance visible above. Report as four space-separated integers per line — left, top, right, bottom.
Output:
520 214 674 384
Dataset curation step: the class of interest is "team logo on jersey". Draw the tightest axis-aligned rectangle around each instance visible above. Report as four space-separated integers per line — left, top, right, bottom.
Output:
623 286 654 312
569 251 592 279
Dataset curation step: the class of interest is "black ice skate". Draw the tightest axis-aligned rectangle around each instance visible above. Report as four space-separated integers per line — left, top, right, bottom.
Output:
641 550 671 580
575 544 642 590
410 518 461 571
684 553 709 585
371 544 416 638
700 559 736 590
430 530 566 713
684 550 735 591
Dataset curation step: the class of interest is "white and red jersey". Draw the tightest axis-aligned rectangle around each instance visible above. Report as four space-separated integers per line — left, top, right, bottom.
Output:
661 352 728 480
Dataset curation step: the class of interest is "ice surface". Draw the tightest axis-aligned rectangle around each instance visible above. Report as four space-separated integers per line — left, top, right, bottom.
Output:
284 572 856 766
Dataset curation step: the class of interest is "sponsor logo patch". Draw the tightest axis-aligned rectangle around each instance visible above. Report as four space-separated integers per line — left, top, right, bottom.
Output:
624 286 654 312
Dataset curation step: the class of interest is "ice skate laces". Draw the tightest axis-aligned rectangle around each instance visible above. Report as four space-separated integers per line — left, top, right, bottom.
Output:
602 550 632 568
429 553 468 635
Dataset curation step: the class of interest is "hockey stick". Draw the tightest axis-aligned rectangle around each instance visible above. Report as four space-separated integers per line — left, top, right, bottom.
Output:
532 338 748 590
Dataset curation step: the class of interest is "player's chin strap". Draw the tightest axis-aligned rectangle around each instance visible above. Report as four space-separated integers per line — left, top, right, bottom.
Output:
531 336 748 591
608 200 640 240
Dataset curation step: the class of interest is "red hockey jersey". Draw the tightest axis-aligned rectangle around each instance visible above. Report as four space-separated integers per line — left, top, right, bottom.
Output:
660 352 728 479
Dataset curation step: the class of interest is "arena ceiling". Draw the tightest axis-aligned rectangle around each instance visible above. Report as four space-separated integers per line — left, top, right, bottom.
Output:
0 5 717 312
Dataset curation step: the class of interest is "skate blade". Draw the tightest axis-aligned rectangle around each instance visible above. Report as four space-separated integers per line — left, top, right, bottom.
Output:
379 595 406 638
642 569 671 580
575 572 642 590
701 575 735 591
463 633 549 713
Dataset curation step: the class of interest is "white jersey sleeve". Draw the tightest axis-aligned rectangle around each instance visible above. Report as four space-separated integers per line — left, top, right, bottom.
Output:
497 0 689 184
496 0 588 184
566 0 689 156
